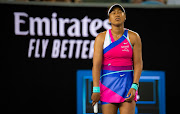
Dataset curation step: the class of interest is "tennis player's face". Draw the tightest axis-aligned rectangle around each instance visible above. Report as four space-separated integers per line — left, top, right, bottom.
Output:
109 7 126 26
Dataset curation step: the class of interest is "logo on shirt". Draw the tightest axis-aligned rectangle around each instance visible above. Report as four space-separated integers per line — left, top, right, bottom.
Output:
121 45 129 52
123 42 128 45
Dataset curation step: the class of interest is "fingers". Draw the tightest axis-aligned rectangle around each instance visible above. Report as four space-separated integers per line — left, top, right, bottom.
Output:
125 97 132 102
126 94 135 101
126 90 131 98
125 92 135 102
92 101 97 106
91 93 100 106
125 95 131 102
125 91 131 101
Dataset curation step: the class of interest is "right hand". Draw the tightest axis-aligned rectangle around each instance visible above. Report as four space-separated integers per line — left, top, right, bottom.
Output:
91 93 100 106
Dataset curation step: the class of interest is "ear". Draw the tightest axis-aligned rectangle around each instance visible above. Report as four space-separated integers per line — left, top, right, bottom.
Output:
124 13 126 20
123 13 126 21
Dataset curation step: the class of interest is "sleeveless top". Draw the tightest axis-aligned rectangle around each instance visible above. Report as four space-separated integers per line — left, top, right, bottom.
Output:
102 29 133 67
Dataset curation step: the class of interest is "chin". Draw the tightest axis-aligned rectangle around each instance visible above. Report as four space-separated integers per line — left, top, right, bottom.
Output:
112 22 123 27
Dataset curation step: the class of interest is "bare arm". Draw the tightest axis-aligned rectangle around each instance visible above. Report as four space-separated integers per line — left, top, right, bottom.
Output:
92 32 105 87
91 32 105 106
125 31 143 102
132 33 143 84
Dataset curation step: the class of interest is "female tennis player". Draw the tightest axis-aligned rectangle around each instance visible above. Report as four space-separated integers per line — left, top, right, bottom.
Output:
91 4 143 114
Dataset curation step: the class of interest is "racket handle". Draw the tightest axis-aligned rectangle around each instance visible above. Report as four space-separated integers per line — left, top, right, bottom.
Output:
94 102 98 114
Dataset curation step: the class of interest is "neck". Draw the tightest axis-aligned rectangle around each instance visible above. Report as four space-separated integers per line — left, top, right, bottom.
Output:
111 24 124 35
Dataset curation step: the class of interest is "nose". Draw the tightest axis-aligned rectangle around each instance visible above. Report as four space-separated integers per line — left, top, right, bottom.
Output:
115 12 121 17
115 13 120 17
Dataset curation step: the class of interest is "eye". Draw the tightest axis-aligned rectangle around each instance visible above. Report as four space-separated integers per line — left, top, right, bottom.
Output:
118 11 123 13
111 11 115 14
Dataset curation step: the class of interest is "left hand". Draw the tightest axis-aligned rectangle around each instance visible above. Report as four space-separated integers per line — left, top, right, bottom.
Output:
125 88 136 102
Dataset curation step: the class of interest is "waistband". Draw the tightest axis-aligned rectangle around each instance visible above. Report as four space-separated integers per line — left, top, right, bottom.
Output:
102 65 133 71
100 69 133 79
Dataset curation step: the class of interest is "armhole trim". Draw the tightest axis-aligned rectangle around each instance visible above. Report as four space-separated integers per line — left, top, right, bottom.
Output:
123 33 133 49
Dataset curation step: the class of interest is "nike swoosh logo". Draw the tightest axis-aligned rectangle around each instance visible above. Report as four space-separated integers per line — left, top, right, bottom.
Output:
120 74 125 77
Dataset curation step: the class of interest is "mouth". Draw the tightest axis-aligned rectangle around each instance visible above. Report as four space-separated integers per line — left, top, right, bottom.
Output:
115 18 120 21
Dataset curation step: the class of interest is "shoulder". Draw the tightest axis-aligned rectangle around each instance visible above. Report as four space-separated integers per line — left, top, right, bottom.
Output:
95 31 106 44
128 29 141 45
128 29 140 39
96 31 106 39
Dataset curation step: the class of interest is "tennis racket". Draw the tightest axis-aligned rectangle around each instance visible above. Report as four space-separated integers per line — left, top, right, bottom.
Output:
93 102 98 114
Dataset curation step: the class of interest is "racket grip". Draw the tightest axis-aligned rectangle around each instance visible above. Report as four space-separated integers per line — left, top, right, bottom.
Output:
94 102 98 114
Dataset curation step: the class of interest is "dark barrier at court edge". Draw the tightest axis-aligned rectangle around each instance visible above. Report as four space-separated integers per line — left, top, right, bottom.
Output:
1 2 180 114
